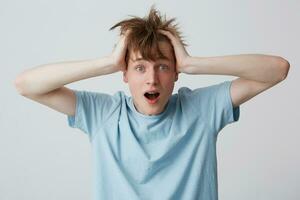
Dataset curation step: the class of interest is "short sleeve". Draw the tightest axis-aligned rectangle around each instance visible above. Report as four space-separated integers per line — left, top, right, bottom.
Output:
179 80 240 136
67 90 121 140
212 80 240 134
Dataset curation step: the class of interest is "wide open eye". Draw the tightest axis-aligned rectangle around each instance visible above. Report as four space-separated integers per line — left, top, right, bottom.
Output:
135 65 145 72
159 64 169 71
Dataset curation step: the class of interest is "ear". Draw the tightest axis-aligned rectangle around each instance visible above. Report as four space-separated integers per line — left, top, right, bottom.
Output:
174 72 179 82
123 71 128 83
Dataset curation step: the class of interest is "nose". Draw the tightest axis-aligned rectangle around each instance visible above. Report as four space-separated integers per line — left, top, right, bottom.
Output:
146 68 159 85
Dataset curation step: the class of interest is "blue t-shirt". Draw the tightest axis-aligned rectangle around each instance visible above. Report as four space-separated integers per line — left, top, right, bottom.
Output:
67 80 240 200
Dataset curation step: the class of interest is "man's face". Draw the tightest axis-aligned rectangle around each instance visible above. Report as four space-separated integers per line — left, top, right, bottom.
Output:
123 41 178 116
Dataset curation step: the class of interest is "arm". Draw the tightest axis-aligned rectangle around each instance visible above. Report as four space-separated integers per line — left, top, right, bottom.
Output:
182 54 290 108
14 31 129 115
158 30 290 108
182 54 289 84
14 30 129 95
14 56 118 96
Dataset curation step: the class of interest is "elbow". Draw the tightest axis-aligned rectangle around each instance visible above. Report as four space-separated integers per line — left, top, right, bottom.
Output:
279 57 290 81
14 75 28 96
275 56 290 82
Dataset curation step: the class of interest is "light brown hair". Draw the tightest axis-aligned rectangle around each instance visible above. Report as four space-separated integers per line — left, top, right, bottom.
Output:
109 5 187 65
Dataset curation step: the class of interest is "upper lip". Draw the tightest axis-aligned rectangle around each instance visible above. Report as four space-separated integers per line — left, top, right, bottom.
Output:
144 89 160 93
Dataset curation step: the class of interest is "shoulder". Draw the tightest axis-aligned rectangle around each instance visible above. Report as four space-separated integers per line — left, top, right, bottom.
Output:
174 81 232 105
77 89 126 99
72 90 128 110
176 81 228 97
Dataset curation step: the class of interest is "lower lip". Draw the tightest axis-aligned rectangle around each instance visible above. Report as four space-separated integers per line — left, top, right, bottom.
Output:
145 95 160 104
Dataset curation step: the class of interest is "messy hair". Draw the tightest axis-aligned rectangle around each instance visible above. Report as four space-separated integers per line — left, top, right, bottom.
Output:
109 5 187 65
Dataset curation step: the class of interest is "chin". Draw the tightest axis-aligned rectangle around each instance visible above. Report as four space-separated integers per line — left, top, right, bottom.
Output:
139 105 159 115
145 110 162 116
147 106 165 115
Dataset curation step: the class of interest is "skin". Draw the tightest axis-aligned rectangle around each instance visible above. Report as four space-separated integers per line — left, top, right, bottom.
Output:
158 29 289 108
115 29 289 115
14 28 289 121
123 41 179 116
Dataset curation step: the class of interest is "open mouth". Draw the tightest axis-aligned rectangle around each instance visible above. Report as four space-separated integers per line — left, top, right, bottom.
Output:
144 92 160 100
144 92 160 104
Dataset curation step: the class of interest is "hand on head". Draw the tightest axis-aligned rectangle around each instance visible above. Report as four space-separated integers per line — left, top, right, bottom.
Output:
110 29 191 74
110 30 131 72
158 29 191 73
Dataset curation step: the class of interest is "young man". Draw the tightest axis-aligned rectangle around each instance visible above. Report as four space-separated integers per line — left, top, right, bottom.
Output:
14 7 290 200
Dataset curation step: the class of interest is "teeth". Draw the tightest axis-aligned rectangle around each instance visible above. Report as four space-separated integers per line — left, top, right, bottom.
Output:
148 92 157 94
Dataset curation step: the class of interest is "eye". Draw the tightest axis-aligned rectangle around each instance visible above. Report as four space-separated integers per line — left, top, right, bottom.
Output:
159 64 169 71
135 65 145 72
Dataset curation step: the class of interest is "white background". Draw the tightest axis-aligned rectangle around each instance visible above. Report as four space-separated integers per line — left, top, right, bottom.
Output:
1 0 299 199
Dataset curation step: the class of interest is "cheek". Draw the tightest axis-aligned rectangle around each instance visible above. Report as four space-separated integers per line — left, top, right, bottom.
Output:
128 77 142 94
129 75 143 85
128 72 147 84
161 74 176 84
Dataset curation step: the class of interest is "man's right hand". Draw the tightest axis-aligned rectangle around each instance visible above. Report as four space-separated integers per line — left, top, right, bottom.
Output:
14 31 132 96
109 30 130 73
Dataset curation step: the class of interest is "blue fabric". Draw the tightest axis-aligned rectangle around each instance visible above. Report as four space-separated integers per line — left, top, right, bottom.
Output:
67 80 240 200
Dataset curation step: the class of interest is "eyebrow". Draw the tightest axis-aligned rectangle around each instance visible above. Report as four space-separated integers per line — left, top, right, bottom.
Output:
130 58 144 62
131 57 170 62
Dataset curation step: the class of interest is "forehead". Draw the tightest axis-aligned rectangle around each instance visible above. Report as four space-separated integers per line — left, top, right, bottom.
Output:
129 41 174 62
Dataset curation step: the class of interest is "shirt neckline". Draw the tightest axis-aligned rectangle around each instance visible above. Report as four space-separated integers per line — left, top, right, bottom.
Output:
129 96 173 119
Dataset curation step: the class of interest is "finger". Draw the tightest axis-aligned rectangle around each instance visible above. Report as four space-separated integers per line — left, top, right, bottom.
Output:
158 30 181 47
158 30 170 38
121 29 131 38
158 30 175 40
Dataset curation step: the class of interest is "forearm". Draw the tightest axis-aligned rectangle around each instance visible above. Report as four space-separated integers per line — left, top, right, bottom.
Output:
14 56 116 95
184 54 289 83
